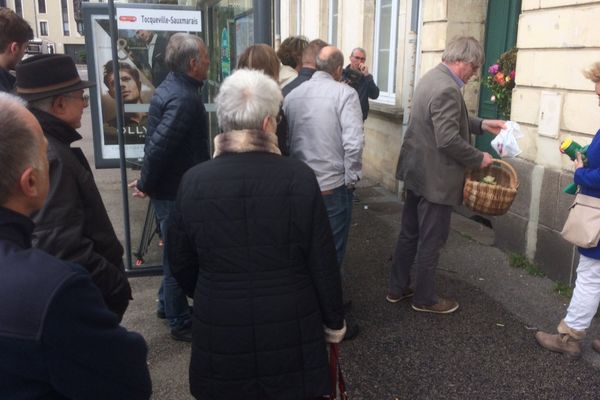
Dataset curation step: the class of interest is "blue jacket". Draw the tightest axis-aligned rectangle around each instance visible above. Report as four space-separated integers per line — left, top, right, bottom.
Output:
0 68 15 92
0 207 152 399
138 71 210 200
575 129 600 259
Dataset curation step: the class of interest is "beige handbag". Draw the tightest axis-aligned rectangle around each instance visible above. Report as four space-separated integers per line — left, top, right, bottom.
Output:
561 193 600 248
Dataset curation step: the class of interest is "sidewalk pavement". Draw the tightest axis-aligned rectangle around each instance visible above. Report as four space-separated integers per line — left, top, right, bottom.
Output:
112 181 600 399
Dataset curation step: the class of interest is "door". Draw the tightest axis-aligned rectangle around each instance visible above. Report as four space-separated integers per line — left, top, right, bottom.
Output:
476 0 521 157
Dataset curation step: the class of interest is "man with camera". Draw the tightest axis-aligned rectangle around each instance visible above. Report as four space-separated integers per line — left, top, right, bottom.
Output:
342 47 379 121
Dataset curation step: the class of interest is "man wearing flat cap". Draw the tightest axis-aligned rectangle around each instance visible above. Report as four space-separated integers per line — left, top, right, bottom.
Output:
15 54 132 320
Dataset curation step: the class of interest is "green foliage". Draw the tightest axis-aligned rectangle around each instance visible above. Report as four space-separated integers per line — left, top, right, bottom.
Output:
553 282 573 299
508 252 545 277
485 48 517 119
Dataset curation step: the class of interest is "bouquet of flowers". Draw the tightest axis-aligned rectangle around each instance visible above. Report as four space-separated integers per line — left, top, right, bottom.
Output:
485 48 517 119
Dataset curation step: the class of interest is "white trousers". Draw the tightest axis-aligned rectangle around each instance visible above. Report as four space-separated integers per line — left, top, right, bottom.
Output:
564 255 600 331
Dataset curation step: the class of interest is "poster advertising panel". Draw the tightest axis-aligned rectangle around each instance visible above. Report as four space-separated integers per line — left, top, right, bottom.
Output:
83 3 202 168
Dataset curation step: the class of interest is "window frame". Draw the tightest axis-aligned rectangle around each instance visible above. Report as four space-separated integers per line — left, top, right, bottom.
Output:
296 0 302 35
14 0 22 16
61 0 70 36
39 20 49 36
372 0 399 105
328 0 338 46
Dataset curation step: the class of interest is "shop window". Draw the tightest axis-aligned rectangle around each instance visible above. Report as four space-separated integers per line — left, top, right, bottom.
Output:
328 0 338 46
373 0 399 104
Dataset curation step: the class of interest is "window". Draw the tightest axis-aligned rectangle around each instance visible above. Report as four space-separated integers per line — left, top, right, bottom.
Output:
15 0 22 16
38 0 46 14
40 21 48 36
77 21 84 35
0 0 6 8
373 0 399 104
328 0 338 46
61 0 70 36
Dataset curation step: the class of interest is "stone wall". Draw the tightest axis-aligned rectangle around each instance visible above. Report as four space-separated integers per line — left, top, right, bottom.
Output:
503 0 600 282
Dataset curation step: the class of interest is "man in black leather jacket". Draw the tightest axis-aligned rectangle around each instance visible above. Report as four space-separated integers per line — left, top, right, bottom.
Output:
131 33 211 342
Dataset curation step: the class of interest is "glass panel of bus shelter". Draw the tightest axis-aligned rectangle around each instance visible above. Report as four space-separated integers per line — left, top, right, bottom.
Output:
92 0 205 270
204 0 254 157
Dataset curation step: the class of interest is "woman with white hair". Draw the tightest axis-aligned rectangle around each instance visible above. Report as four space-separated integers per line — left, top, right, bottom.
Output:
168 69 346 400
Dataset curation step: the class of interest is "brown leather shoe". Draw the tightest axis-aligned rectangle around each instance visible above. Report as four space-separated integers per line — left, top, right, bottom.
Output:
535 331 581 359
592 339 600 354
386 288 415 303
411 297 459 314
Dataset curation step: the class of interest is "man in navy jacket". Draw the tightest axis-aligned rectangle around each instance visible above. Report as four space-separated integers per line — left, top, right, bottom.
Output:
0 92 152 399
131 33 210 342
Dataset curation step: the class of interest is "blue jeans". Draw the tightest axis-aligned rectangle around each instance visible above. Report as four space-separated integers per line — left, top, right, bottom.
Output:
152 199 191 330
322 185 353 270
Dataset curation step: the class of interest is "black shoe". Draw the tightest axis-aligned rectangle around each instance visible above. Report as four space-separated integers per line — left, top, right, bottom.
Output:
343 322 360 341
170 325 192 342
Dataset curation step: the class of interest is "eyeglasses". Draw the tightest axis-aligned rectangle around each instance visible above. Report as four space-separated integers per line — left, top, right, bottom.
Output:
352 56 366 62
64 93 89 105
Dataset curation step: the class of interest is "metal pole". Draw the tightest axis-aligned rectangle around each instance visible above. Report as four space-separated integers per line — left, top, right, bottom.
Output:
107 0 133 271
253 0 272 46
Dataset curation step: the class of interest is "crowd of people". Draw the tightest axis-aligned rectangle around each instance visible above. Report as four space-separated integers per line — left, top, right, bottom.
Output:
1 5 600 399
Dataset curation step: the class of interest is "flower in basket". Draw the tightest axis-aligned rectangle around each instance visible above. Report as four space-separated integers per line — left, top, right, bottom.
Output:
485 48 518 119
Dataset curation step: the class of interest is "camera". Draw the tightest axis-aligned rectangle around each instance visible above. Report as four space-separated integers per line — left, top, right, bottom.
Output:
345 68 362 89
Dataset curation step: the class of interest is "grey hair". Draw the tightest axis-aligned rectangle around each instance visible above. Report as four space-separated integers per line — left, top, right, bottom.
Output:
442 36 484 66
0 92 40 205
351 47 366 58
165 33 205 74
316 49 344 75
215 69 282 133
28 96 55 113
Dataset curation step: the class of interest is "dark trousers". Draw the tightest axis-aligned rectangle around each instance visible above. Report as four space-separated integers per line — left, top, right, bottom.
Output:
388 189 453 305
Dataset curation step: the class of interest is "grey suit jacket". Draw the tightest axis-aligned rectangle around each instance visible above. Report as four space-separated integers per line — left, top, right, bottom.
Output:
396 63 484 206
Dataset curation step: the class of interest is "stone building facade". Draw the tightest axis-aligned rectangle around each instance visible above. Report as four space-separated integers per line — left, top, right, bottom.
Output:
279 0 600 285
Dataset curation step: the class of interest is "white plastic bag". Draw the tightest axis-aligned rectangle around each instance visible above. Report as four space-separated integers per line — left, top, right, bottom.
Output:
490 121 523 158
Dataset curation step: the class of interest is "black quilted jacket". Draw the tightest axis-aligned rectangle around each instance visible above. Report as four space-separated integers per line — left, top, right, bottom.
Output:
137 71 210 200
169 151 344 400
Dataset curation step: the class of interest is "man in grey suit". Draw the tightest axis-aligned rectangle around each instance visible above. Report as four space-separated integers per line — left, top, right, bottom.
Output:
386 36 506 314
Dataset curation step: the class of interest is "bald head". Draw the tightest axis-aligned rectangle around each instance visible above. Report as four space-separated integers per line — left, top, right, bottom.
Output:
0 93 48 214
316 46 344 81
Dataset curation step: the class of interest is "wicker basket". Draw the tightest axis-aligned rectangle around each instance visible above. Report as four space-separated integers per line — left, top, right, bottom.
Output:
463 159 519 216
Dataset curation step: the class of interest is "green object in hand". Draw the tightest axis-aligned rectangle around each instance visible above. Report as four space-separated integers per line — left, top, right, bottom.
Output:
559 138 589 195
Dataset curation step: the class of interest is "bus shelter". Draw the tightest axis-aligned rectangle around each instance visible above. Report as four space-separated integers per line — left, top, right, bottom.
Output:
82 0 276 275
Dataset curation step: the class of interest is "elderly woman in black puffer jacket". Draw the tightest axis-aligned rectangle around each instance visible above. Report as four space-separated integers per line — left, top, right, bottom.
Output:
168 69 346 400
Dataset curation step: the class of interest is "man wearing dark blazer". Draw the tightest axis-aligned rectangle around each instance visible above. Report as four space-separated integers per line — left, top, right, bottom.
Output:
386 36 506 314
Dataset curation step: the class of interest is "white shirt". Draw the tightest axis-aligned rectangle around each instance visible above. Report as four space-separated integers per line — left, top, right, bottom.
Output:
284 71 364 191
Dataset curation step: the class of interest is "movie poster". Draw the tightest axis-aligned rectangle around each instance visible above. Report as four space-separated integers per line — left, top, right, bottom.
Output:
85 5 202 167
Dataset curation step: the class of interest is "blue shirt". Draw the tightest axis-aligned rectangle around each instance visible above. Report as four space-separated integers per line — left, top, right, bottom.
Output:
574 128 600 259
